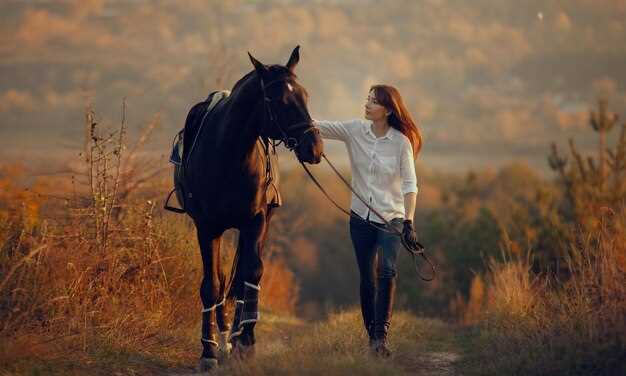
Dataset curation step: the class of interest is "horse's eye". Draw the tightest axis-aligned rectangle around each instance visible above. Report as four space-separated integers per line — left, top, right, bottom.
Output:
286 83 293 92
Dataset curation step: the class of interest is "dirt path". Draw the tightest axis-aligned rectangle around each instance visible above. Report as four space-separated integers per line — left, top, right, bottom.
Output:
167 349 462 376
396 351 461 376
2 310 466 375
164 311 464 376
167 345 462 376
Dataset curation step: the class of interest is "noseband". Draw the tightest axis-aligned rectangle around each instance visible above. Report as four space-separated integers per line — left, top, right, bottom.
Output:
259 77 319 151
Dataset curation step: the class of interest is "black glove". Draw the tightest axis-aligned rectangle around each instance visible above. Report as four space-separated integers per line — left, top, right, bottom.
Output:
402 219 419 248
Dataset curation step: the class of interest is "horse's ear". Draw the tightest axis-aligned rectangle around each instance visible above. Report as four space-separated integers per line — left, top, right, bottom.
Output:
286 45 300 72
248 52 268 78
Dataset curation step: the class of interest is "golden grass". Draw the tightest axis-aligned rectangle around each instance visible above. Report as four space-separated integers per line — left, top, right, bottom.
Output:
0 107 301 374
2 102 624 374
215 309 461 376
462 207 626 375
0 307 464 375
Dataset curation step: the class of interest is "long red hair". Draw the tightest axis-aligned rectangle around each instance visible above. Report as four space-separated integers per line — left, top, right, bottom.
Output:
370 84 422 159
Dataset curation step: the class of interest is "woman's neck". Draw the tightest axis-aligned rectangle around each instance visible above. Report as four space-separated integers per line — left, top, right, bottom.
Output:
371 118 390 138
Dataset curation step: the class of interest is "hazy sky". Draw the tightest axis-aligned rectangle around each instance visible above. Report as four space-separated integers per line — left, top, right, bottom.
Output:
1 0 625 175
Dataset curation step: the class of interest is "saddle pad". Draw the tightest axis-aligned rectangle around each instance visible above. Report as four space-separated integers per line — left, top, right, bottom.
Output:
169 129 184 165
169 90 231 166
207 90 230 112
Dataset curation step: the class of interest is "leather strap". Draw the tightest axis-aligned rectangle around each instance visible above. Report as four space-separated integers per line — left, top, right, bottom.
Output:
299 153 435 282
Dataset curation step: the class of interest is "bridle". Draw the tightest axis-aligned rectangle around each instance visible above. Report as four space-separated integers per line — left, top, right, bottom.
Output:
258 77 319 151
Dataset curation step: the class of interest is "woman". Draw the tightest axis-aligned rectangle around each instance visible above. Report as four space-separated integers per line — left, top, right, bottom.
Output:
314 84 421 357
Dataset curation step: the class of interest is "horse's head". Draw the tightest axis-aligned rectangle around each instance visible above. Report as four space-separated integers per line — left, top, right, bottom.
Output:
248 46 323 164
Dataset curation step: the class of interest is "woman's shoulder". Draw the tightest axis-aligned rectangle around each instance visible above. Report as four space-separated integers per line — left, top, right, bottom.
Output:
390 127 410 143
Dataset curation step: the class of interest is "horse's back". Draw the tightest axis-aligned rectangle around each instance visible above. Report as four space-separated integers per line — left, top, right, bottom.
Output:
183 90 231 163
169 91 231 216
169 88 280 226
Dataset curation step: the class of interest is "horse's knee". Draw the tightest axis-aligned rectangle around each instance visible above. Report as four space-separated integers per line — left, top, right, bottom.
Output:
200 277 221 306
250 257 264 283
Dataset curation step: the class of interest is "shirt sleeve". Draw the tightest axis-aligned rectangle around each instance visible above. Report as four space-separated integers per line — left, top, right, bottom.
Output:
399 138 418 195
312 119 361 142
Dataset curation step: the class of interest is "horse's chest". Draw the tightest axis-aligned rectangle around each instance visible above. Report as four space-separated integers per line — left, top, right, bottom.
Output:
213 162 279 217
188 138 281 223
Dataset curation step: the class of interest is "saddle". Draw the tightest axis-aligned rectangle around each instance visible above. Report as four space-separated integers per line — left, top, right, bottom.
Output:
165 90 282 214
169 90 229 167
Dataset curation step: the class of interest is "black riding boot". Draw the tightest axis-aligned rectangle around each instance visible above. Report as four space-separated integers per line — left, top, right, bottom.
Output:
359 281 376 347
373 277 396 357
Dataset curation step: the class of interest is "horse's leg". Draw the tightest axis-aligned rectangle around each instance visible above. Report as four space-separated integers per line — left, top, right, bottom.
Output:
230 208 274 355
195 222 224 370
216 248 232 354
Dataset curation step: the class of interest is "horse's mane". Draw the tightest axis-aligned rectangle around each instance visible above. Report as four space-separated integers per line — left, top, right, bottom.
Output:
231 70 256 94
230 66 297 96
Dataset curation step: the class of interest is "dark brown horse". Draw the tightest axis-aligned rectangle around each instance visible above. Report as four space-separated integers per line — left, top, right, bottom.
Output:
173 46 323 370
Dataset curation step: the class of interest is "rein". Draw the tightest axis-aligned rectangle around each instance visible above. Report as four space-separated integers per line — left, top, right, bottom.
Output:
217 77 319 304
257 75 435 281
299 154 436 282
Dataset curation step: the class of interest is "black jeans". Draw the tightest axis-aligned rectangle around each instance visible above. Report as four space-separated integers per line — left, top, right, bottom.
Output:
349 211 403 279
349 211 403 336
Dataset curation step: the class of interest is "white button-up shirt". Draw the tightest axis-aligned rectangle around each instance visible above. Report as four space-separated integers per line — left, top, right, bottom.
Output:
314 118 418 223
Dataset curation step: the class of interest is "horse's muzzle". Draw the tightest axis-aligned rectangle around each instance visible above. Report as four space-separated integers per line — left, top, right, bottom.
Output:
295 127 323 164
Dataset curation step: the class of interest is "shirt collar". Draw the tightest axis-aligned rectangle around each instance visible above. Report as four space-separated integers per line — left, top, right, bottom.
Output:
364 122 394 140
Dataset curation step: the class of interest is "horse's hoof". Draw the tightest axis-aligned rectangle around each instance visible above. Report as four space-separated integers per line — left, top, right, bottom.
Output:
219 348 232 361
198 357 218 372
219 331 233 357
232 342 255 361
218 346 232 362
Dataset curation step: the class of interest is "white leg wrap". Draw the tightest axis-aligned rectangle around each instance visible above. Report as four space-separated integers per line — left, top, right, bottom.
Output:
240 312 260 325
229 282 261 340
201 337 219 346
229 327 243 340
229 300 245 340
201 296 226 313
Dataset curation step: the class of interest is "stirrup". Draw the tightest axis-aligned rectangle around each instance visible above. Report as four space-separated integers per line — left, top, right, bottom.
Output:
164 188 185 213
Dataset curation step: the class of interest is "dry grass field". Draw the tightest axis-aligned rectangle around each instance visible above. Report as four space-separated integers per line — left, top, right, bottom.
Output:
1 106 624 375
